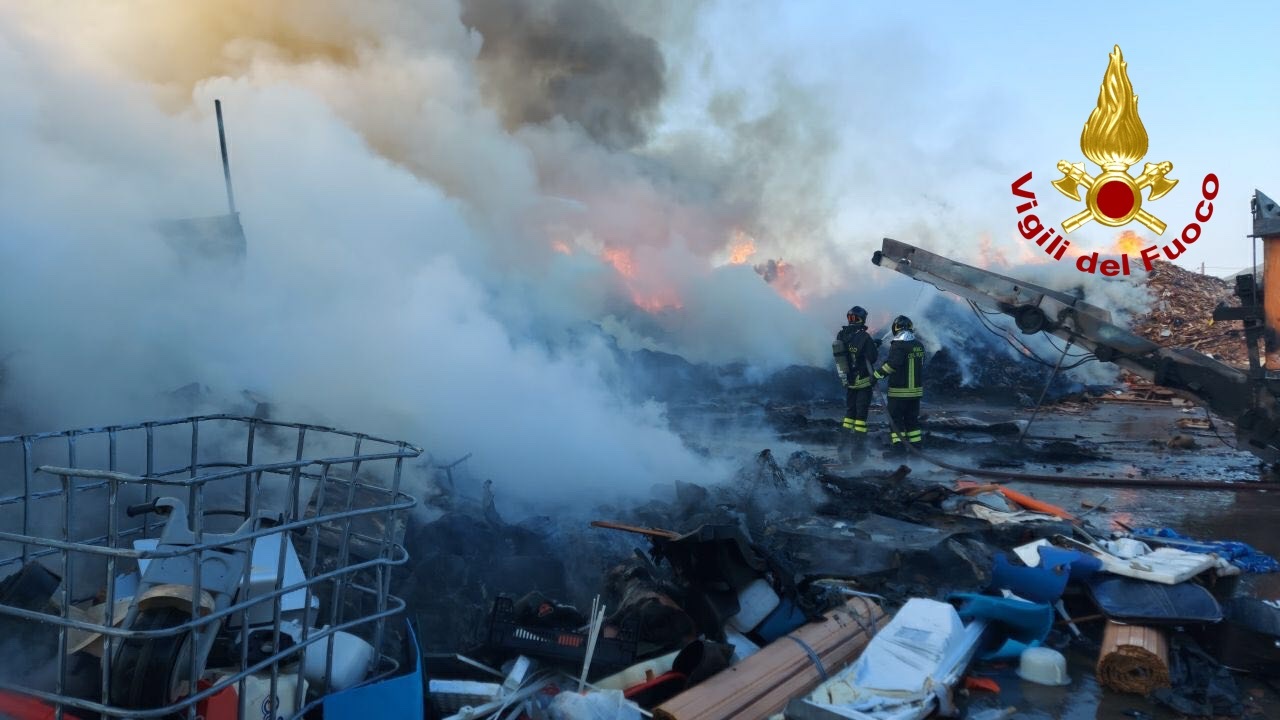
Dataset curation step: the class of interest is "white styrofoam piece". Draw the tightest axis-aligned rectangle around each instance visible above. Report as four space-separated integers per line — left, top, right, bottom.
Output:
1012 539 1051 567
1096 546 1217 585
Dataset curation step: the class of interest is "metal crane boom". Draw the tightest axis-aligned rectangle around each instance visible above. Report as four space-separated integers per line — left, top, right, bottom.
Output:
871 237 1280 463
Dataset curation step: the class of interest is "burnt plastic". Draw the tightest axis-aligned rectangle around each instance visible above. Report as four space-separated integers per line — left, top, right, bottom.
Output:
485 596 638 672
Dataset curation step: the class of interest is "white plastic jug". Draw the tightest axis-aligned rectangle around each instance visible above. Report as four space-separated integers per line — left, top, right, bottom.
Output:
727 578 780 633
302 630 375 691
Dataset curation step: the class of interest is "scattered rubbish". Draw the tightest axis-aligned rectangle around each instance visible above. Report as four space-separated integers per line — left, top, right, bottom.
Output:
1130 527 1280 573
1194 596 1280 676
1069 541 1218 585
754 597 809 644
1016 647 1071 687
654 597 888 720
428 679 503 716
595 651 681 693
963 677 1001 693
796 598 985 720
955 482 1077 522
671 640 734 687
723 628 760 663
1151 635 1244 718
1086 575 1222 625
989 553 1070 604
727 578 781 633
302 630 375 691
548 689 643 720
1097 621 1171 694
0 416 425 720
950 594 1053 662
486 596 638 675
1097 538 1152 560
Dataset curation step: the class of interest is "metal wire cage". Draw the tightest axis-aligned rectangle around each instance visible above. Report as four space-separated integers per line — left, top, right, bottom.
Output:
0 415 422 719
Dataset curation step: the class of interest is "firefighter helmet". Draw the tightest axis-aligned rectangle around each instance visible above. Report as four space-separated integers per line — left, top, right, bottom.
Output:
892 315 913 333
846 306 867 325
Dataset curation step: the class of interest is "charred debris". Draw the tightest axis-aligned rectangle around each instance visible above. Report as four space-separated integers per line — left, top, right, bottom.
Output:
1 105 1278 719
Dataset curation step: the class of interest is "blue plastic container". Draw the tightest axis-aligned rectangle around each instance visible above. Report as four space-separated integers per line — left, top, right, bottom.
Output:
324 620 424 719
753 598 808 643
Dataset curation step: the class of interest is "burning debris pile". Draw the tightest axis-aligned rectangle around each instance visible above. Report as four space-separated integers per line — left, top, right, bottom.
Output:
406 450 1280 720
1132 261 1249 366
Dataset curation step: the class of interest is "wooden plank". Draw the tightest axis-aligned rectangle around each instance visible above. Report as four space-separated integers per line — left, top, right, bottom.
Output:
589 520 680 540
654 598 886 720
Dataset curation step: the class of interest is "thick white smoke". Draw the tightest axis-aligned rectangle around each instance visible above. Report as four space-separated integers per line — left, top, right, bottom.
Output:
0 1 748 504
0 0 1156 506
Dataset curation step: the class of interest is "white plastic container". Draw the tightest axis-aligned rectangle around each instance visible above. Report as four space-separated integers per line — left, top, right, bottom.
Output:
302 630 375 691
727 578 781 633
1016 647 1071 686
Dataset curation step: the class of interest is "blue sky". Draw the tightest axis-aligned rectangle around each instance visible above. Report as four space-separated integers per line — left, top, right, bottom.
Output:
680 1 1280 276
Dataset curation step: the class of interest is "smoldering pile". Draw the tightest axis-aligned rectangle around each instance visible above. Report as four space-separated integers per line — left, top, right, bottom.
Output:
397 449 1021 657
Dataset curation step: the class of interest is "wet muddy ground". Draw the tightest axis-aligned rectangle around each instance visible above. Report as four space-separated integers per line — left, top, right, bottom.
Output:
668 397 1280 719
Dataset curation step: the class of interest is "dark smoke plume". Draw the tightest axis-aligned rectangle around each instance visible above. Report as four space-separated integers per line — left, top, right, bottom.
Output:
462 0 667 149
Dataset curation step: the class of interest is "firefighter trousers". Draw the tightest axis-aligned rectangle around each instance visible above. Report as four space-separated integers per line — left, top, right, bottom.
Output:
842 386 872 437
887 396 922 446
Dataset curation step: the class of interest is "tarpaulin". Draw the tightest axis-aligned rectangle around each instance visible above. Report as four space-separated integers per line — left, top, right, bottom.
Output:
1131 528 1280 573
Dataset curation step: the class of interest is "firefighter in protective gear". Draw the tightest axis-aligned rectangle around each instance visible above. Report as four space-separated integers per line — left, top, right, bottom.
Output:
832 306 878 461
873 315 925 452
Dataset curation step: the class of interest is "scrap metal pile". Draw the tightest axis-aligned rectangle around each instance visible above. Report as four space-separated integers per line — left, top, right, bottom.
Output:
409 455 1280 720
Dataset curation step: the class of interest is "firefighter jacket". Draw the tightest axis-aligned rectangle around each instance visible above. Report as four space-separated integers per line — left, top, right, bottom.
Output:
874 331 925 398
833 324 877 390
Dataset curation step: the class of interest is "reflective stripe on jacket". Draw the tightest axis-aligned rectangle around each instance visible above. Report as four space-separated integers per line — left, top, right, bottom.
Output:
834 324 876 389
876 338 925 397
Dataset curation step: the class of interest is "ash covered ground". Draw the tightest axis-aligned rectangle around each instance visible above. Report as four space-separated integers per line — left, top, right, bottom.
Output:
401 333 1280 720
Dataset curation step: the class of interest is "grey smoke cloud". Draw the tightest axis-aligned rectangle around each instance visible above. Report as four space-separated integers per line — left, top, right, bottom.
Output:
0 0 1150 508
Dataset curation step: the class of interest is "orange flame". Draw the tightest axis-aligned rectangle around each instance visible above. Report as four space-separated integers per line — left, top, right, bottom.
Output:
632 292 683 313
600 246 682 313
1112 229 1145 255
728 231 757 265
977 234 1010 268
601 247 636 278
551 240 572 255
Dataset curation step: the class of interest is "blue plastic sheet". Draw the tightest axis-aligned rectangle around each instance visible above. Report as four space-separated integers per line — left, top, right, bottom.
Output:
1132 528 1280 573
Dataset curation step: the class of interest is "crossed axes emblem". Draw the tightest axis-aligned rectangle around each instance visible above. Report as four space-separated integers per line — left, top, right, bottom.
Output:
1052 160 1179 234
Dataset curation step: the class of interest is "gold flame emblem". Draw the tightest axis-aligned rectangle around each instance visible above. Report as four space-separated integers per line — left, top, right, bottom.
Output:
1052 46 1178 234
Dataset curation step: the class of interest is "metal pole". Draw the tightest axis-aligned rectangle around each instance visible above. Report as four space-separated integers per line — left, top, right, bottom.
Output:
215 99 237 215
1018 340 1073 446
